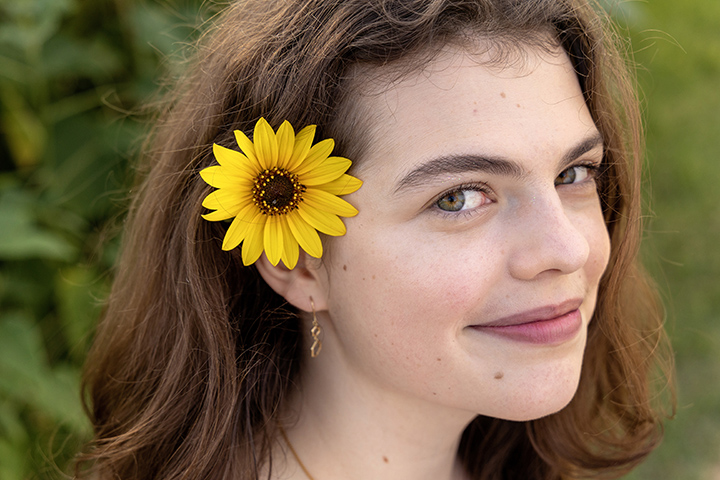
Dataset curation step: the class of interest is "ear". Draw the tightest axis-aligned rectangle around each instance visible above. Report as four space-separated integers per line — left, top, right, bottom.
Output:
255 252 329 313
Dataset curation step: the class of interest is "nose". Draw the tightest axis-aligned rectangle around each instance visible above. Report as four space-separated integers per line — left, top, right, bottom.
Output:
507 191 590 281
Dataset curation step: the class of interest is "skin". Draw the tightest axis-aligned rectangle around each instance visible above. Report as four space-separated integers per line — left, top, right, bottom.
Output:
259 42 611 480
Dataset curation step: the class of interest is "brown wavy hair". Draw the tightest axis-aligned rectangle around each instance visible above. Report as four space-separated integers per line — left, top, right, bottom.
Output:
76 0 674 478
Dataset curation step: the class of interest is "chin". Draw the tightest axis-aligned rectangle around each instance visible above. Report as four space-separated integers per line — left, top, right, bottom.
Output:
504 390 578 422
479 356 584 423
501 373 582 422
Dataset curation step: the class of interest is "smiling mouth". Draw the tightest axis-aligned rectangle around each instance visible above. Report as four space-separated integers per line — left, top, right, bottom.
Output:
470 299 584 345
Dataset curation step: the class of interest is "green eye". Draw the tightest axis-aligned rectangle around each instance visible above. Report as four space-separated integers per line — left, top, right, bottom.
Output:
555 165 590 186
435 188 489 213
437 190 466 212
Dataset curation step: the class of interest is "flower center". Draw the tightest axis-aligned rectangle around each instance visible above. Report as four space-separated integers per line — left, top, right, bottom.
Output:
252 167 306 216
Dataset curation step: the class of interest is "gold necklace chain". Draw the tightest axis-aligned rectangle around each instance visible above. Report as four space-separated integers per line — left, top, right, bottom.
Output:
279 426 315 480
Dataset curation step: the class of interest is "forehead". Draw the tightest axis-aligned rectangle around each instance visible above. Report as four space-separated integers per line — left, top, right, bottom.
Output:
349 43 593 179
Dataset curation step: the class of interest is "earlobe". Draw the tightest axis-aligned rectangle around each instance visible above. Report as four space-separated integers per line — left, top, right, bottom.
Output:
255 252 329 313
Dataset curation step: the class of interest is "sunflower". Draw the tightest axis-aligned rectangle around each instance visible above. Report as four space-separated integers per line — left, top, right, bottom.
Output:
200 118 362 269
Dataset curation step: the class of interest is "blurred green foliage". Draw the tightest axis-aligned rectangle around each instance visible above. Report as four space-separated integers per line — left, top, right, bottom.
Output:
0 0 718 479
0 0 205 477
620 0 720 479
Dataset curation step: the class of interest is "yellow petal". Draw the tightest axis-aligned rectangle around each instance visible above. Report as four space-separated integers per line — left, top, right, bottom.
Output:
212 143 261 177
286 211 323 258
241 213 266 266
304 189 359 217
286 125 316 171
294 138 334 176
254 118 278 170
202 189 252 213
314 174 363 196
263 214 283 266
297 203 346 236
234 130 259 166
221 204 263 250
279 217 299 269
275 121 295 170
202 209 234 222
200 165 254 189
300 156 352 186
200 165 227 188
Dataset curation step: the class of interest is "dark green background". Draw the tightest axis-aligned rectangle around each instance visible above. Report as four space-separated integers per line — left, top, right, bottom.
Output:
0 0 717 478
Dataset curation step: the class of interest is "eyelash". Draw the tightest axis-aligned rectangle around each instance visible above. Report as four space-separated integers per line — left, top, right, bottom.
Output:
430 182 493 218
555 161 603 187
429 160 604 218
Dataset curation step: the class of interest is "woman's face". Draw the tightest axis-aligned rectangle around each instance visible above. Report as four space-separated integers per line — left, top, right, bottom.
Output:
314 45 610 422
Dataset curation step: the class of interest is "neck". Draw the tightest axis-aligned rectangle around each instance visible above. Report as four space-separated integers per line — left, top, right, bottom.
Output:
273 350 476 480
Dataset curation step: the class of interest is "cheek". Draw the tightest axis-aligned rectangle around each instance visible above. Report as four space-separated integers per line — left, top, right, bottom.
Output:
323 231 488 359
588 213 612 283
327 230 492 326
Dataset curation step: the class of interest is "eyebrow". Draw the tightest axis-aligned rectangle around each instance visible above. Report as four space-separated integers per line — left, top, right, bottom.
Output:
393 132 604 195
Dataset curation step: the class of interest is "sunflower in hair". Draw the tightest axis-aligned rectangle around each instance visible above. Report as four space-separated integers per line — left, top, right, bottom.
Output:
200 118 362 269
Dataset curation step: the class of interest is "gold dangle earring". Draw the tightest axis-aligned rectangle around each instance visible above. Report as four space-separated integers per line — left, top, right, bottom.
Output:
309 297 322 358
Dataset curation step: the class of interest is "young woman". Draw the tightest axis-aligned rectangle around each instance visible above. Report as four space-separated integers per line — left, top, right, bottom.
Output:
76 0 674 478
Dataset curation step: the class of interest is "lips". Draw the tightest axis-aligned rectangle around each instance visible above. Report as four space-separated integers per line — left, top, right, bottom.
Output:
470 298 584 345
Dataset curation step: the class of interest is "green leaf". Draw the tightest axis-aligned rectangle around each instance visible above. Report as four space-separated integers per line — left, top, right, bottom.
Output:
0 313 47 398
56 265 106 361
0 188 77 261
0 312 89 433
0 0 76 53
0 83 47 168
0 437 29 480
40 33 123 82
0 398 29 445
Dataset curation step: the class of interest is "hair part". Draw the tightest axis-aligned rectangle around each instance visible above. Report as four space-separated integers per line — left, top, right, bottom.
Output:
76 1 674 479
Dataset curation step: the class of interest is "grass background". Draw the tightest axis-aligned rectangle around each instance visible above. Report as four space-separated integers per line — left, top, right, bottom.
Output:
0 0 717 478
621 0 720 478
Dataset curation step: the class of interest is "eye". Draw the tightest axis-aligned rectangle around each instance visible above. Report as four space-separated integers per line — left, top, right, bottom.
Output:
436 186 490 212
555 165 595 186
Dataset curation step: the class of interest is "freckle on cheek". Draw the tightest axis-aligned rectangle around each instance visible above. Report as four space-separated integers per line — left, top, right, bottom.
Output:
343 264 347 271
494 371 504 380
383 456 389 463
436 357 442 362
372 275 376 280
500 92 506 98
